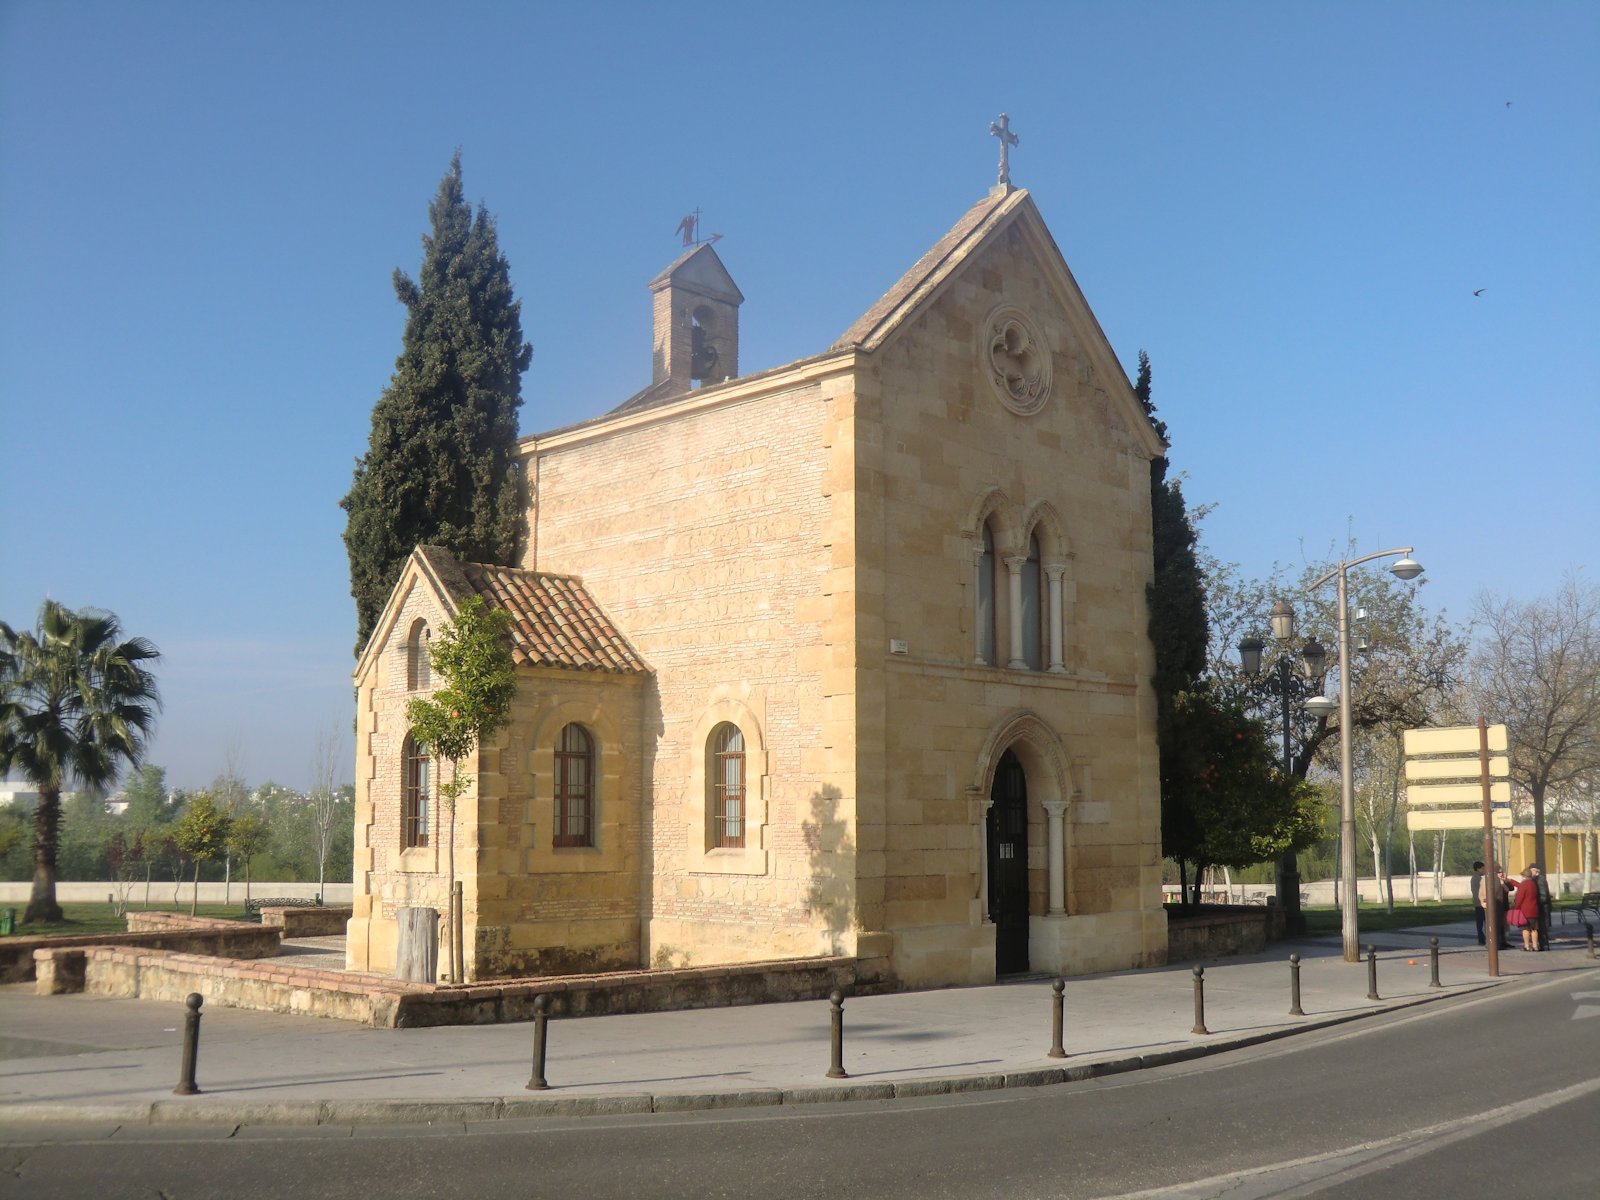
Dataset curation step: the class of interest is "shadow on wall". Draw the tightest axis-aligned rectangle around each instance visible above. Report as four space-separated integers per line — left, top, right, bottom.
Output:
803 785 854 955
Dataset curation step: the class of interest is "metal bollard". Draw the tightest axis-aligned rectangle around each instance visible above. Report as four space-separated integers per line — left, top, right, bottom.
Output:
1047 978 1067 1058
173 993 203 1096
826 989 849 1079
1366 946 1380 1000
1191 965 1209 1035
1429 937 1442 988
1288 954 1304 1016
526 994 550 1091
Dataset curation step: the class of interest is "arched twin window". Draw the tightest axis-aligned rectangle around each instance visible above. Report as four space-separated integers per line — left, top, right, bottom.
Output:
553 723 595 848
708 722 746 848
1021 534 1043 671
973 516 1054 672
402 735 431 848
976 523 998 666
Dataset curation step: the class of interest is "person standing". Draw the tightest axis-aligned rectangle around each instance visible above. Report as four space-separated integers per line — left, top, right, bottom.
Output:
1530 863 1552 951
1471 861 1488 945
1506 871 1542 951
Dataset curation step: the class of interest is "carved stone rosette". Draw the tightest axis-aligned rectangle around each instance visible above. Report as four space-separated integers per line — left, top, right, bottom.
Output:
983 304 1051 415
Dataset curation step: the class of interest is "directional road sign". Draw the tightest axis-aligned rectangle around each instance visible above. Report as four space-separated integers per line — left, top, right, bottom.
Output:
1404 756 1510 781
1402 724 1507 756
1407 781 1513 807
1407 808 1513 831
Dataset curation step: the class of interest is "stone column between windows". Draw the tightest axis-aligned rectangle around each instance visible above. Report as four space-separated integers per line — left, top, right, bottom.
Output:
1045 563 1067 674
1042 799 1069 915
972 546 988 665
978 791 994 923
1004 555 1027 669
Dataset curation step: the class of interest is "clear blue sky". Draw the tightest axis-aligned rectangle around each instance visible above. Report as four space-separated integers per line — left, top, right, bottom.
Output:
3 1 1596 790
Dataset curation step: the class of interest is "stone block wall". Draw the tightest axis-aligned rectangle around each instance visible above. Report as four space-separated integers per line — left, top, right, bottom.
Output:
522 372 859 969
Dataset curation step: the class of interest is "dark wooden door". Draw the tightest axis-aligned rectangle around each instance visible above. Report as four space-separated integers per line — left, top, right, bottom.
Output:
988 749 1030 974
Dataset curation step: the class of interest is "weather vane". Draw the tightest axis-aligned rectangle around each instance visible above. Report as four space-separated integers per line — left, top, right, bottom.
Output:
674 208 723 248
989 113 1019 191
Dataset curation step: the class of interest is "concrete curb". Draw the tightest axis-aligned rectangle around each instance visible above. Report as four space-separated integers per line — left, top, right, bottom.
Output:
0 983 1499 1130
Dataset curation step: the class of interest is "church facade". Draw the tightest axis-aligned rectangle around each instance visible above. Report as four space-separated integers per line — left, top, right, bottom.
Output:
346 183 1170 988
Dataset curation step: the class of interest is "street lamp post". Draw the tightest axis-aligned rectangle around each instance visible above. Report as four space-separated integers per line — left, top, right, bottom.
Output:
1307 548 1425 963
1238 601 1327 936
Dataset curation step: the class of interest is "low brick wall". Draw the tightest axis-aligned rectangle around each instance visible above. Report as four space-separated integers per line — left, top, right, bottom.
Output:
1165 906 1286 962
260 906 352 937
2 921 280 983
124 912 246 934
60 947 889 1029
75 946 414 1025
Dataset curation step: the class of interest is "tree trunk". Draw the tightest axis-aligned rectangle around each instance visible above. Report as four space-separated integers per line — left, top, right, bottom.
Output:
23 784 65 924
224 855 231 905
1407 831 1418 905
1432 832 1446 901
191 862 201 916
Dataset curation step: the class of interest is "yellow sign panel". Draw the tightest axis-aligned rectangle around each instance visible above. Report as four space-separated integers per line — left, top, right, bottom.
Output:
1402 724 1508 756
1405 755 1510 782
1407 808 1513 831
1407 781 1512 807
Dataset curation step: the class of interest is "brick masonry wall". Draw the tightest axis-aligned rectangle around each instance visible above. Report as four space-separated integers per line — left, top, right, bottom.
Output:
60 944 889 1029
3 922 281 983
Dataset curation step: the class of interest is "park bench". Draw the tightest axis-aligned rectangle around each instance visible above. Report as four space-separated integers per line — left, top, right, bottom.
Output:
244 896 323 921
1558 891 1600 926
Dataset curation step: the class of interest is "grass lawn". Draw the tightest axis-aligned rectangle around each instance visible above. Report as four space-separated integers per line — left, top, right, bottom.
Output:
1301 899 1475 934
1 900 255 939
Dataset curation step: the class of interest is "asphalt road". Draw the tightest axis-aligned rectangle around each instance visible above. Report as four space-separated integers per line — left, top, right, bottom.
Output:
4 968 1596 1199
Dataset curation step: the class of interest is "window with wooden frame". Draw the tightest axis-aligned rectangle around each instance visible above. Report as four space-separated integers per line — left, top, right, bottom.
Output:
403 735 431 848
708 722 746 848
553 722 595 847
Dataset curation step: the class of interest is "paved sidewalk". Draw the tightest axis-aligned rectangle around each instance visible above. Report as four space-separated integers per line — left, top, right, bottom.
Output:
2 919 1594 1128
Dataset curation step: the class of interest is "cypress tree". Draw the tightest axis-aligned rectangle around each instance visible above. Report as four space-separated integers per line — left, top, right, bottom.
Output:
341 152 533 651
1137 352 1211 898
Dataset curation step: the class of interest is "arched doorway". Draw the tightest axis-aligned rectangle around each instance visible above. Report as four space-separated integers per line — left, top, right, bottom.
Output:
987 748 1030 974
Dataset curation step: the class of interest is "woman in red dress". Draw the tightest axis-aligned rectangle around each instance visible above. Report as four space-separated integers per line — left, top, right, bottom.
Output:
1505 872 1542 951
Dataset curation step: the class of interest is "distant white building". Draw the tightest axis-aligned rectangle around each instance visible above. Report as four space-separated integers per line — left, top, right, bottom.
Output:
0 782 40 812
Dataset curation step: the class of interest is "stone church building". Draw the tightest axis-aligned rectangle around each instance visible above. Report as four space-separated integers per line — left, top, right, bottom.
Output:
346 179 1170 988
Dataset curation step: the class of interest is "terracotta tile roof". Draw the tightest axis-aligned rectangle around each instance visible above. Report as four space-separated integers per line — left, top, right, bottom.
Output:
415 547 649 675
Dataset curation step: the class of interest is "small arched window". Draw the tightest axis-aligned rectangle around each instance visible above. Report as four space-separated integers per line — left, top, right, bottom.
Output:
402 735 431 849
406 620 431 691
1022 533 1043 670
554 723 595 848
976 522 998 666
708 723 746 849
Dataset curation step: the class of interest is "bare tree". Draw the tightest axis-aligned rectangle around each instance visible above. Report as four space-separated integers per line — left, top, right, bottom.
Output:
1468 574 1600 871
212 737 249 904
309 722 345 901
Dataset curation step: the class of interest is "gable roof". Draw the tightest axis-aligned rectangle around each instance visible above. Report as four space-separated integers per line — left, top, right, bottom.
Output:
357 546 650 680
648 241 744 303
832 188 1020 351
831 187 1167 461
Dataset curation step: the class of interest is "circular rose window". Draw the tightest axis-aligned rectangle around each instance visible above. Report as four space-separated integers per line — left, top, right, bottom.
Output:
983 305 1052 415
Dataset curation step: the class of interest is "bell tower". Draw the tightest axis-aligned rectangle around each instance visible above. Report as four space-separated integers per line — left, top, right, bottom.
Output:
649 242 743 399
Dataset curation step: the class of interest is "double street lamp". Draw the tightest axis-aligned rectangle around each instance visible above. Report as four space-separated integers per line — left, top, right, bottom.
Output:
1238 602 1327 936
1307 548 1425 963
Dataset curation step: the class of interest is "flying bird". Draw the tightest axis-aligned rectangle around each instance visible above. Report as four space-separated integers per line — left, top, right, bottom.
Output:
1473 288 1485 297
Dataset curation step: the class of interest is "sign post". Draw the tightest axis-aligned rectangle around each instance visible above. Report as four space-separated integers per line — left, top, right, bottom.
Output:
1402 720 1510 977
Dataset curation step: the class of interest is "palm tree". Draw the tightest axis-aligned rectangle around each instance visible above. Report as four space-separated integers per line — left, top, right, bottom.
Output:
0 600 161 923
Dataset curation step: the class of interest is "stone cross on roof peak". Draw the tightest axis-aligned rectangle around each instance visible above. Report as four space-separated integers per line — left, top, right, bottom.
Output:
989 113 1019 195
